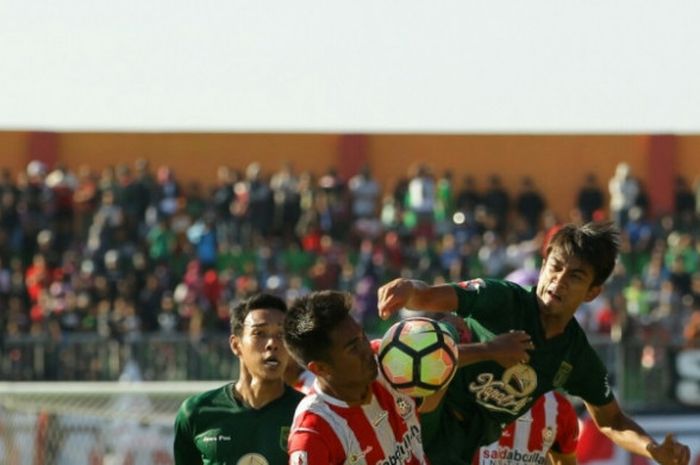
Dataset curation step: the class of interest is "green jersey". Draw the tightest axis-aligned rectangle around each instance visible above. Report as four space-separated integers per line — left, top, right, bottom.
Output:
173 383 303 465
422 278 614 465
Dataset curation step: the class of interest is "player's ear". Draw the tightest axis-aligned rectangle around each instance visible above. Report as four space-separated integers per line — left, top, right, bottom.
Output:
229 334 242 357
306 360 328 377
584 284 602 302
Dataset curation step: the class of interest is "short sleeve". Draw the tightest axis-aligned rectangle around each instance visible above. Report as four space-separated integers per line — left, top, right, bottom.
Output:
288 412 345 465
451 279 522 323
563 343 615 406
173 401 203 465
288 431 334 465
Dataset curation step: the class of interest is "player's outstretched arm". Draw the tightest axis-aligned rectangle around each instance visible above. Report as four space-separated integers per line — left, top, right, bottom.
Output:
377 278 458 320
585 400 690 465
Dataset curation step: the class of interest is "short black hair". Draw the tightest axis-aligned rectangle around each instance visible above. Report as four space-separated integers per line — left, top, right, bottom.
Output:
230 293 287 336
283 291 352 366
545 221 620 286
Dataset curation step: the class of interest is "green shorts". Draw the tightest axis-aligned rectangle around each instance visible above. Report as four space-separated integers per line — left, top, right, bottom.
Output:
420 398 503 465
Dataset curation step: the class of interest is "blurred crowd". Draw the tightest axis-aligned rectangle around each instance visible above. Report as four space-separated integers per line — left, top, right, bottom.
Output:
1 158 700 358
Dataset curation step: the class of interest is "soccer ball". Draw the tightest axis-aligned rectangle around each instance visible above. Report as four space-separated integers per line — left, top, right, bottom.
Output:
378 317 458 397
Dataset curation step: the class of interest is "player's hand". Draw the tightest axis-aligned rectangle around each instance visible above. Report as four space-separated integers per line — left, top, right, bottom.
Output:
377 278 413 320
647 434 690 465
484 330 535 368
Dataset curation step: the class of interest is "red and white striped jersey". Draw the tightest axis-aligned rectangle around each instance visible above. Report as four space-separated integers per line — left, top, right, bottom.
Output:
291 369 316 395
476 391 579 465
287 374 428 465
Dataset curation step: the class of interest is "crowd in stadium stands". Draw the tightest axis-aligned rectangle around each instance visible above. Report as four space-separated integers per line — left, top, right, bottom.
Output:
1 159 700 369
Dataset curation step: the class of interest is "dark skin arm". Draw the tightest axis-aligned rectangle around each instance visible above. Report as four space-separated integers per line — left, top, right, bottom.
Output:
378 279 457 319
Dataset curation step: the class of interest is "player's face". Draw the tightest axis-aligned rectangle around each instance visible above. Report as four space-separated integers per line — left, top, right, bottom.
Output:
536 251 601 319
230 308 289 381
323 315 378 390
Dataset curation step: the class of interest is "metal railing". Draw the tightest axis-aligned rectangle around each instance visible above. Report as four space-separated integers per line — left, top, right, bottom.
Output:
1 333 237 382
2 331 697 413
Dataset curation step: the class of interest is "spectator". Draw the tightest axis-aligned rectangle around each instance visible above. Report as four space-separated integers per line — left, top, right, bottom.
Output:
72 165 99 239
483 174 510 234
456 174 482 219
348 164 380 221
674 175 696 231
515 176 546 239
608 162 639 228
405 164 436 237
270 162 301 238
186 213 218 269
153 165 181 218
246 162 274 242
576 173 605 223
434 169 455 233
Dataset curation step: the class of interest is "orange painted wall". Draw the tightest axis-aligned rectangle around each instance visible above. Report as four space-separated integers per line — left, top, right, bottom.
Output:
676 136 700 184
57 132 340 182
0 131 31 174
2 131 700 221
367 135 649 221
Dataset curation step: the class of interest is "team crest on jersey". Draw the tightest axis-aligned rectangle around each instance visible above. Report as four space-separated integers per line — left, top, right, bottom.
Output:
395 397 413 418
502 363 537 397
279 426 290 452
458 278 485 292
290 450 307 465
552 361 572 388
542 425 555 446
236 453 269 465
470 363 537 415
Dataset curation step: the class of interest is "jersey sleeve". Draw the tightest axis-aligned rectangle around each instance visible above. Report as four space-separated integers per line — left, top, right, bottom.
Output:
288 412 345 465
551 393 579 454
173 400 203 465
451 279 522 323
288 431 335 465
562 338 615 406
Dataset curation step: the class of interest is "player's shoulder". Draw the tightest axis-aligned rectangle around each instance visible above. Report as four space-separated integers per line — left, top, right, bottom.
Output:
292 394 346 439
550 390 573 404
550 391 577 415
453 278 526 295
179 383 232 416
282 384 306 404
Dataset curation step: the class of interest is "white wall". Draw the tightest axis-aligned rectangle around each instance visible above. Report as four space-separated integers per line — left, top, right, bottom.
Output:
2 1 700 132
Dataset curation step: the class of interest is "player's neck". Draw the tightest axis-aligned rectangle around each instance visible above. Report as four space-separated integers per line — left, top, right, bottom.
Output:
538 313 569 339
234 374 285 409
318 379 372 406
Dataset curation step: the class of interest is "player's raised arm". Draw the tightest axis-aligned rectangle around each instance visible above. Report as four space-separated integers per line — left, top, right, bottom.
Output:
377 278 458 320
585 399 690 465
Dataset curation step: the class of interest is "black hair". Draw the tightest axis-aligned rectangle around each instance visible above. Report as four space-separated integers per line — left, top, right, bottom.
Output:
545 221 620 286
283 290 352 366
230 293 287 336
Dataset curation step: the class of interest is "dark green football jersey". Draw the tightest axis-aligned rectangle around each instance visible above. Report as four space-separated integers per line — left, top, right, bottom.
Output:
422 278 614 465
173 383 303 465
